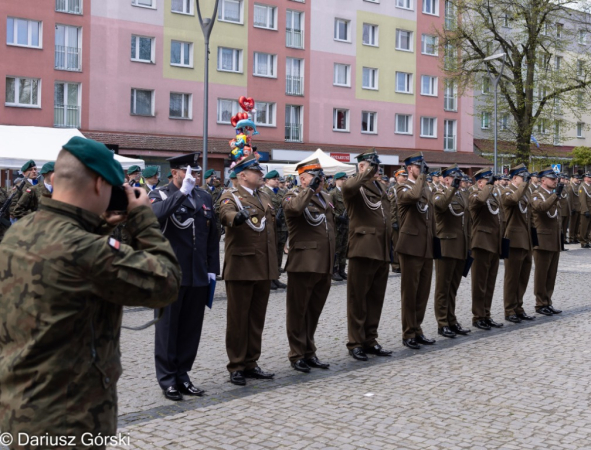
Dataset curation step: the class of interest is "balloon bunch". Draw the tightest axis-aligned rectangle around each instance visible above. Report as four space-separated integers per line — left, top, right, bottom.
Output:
229 96 261 165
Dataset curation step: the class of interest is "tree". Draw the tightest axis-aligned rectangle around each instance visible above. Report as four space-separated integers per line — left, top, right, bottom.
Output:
569 145 591 168
440 0 591 164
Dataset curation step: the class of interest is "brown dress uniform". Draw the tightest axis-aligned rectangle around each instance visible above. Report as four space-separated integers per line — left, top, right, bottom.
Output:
433 184 469 330
343 165 391 350
579 181 591 246
558 186 570 246
568 181 581 243
388 186 401 272
531 186 561 309
283 186 335 362
396 173 435 340
220 184 279 373
330 185 349 275
469 179 505 324
501 180 533 317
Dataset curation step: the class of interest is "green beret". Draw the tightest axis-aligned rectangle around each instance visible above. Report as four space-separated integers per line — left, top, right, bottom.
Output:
143 166 159 178
62 136 125 186
204 169 215 179
334 172 347 180
127 165 141 175
40 162 55 175
21 160 36 172
264 170 279 179
166 171 172 179
229 171 237 179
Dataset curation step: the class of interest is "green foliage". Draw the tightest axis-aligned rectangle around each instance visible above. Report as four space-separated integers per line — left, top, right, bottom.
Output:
569 146 591 167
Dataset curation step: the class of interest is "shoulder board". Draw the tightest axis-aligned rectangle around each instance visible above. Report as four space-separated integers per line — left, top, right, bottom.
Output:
229 188 239 192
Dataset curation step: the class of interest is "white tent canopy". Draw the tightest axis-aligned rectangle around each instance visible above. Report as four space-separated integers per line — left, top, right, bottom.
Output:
283 149 357 176
0 126 144 171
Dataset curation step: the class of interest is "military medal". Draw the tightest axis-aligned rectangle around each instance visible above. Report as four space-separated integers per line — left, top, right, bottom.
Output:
252 217 259 224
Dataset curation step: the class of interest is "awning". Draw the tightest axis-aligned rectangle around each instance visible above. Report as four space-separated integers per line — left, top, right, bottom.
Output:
283 149 357 176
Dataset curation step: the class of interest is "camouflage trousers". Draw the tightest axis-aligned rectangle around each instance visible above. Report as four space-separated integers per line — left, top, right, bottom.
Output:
334 226 348 269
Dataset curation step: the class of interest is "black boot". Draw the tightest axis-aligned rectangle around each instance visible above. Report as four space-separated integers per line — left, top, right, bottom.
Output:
338 265 347 280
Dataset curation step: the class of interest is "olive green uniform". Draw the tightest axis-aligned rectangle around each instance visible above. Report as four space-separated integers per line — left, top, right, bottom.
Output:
261 185 288 271
387 186 401 271
579 182 591 246
330 186 348 273
568 182 581 242
9 179 36 219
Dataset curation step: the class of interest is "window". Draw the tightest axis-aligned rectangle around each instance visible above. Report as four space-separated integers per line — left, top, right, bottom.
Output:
56 0 82 14
482 76 491 94
362 111 377 134
444 44 456 70
6 77 40 108
254 101 276 126
54 82 80 127
334 63 351 87
500 114 509 130
253 52 276 77
395 114 412 134
444 0 455 30
171 0 192 14
55 25 82 71
286 57 304 95
170 92 191 119
423 0 438 15
254 4 276 29
577 60 584 78
556 23 563 39
481 112 491 129
285 105 302 142
218 0 243 23
396 0 412 10
286 10 304 48
217 47 242 72
132 0 155 8
420 117 437 137
555 55 562 71
217 98 240 123
578 30 588 44
444 80 457 111
171 41 193 67
130 88 154 116
541 22 548 36
6 18 42 48
334 18 350 42
396 29 413 51
362 67 378 90
396 72 413 93
554 96 561 115
443 119 456 151
554 122 561 145
578 91 585 107
501 13 510 28
421 75 437 96
421 35 438 55
333 108 349 132
131 35 155 63
577 122 584 138
536 119 547 134
363 24 378 46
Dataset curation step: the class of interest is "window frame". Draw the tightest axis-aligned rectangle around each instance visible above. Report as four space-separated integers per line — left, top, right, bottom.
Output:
130 88 155 117
171 0 193 15
253 52 277 78
443 119 456 151
420 116 437 138
422 0 438 16
396 29 413 52
217 47 243 73
217 0 244 24
361 111 378 134
443 80 457 111
286 9 304 49
131 34 155 64
421 34 438 56
333 63 351 87
217 98 241 124
6 17 43 49
53 81 81 128
395 114 413 135
481 111 491 129
54 24 82 71
333 108 350 132
253 3 277 30
169 92 192 120
55 0 83 15
131 0 156 9
170 40 193 68
5 76 42 108
395 72 413 94
420 75 438 96
396 0 413 10
254 101 276 127
334 18 351 43
362 67 379 90
362 23 379 47
577 122 585 138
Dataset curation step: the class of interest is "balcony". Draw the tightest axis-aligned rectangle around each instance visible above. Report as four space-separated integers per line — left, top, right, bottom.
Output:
55 46 81 71
56 0 82 14
54 105 80 128
286 29 303 49
285 123 302 142
286 76 304 96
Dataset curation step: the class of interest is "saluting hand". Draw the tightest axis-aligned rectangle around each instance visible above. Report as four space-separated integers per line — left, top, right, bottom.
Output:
180 165 196 195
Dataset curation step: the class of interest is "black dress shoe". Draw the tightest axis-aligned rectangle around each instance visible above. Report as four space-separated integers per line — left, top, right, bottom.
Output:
505 315 522 324
163 386 183 401
304 356 330 369
415 334 436 345
485 318 504 328
291 359 311 373
279 268 286 273
274 279 287 289
547 305 562 314
338 269 348 280
473 320 491 330
244 366 275 379
230 371 246 386
450 323 471 335
364 344 393 356
402 338 420 349
536 306 553 316
438 327 456 338
349 348 368 361
270 281 278 290
517 312 535 321
332 272 343 282
178 381 204 396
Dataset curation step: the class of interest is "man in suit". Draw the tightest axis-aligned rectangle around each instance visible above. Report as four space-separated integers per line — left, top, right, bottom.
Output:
142 166 160 193
433 164 472 339
568 174 582 243
219 154 278 386
343 149 392 361
397 153 437 349
330 172 349 281
469 168 505 330
531 167 564 315
149 152 220 401
578 173 591 248
501 164 536 324
261 170 288 289
282 159 336 372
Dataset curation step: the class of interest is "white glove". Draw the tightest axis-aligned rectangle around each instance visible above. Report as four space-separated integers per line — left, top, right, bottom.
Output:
180 165 196 195
208 273 216 281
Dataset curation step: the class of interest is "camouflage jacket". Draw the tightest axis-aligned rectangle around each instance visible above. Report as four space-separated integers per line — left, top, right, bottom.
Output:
329 187 348 228
0 197 181 446
261 185 288 231
9 179 35 218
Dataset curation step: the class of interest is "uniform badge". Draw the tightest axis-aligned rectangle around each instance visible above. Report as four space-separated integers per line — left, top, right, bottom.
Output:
150 198 156 203
108 237 121 251
252 217 259 224
222 199 231 204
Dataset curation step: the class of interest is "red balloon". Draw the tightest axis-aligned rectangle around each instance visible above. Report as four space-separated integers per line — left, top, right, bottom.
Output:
239 95 255 112
231 116 239 127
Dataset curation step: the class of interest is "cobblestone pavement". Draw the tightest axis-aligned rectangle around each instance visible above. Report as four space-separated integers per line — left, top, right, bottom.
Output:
110 244 591 449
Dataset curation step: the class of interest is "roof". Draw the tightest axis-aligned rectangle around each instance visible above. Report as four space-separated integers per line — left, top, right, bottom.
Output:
473 139 575 159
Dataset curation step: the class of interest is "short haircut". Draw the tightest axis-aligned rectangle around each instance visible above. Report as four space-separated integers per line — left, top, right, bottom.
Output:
53 149 97 192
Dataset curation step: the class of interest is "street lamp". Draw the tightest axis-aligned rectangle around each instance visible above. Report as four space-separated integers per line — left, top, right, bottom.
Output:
484 52 506 174
196 0 220 178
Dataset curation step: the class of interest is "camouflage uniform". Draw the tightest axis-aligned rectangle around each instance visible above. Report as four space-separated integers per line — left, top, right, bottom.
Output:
0 197 181 448
9 179 35 219
0 187 9 241
330 186 348 276
206 185 224 239
262 185 288 271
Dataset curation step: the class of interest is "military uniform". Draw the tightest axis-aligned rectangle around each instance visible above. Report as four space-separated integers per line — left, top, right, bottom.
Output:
578 180 591 247
0 187 9 241
387 185 401 272
219 155 278 384
0 137 181 447
329 173 349 279
283 160 335 370
343 150 392 358
568 180 581 243
558 181 570 247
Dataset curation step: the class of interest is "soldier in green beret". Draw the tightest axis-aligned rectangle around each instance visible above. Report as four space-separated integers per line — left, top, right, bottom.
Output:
127 165 142 187
0 136 181 447
262 170 288 288
14 162 56 220
9 160 39 220
142 165 160 193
